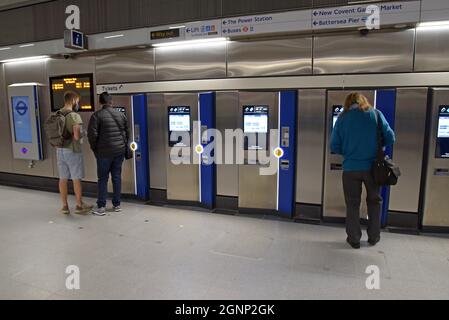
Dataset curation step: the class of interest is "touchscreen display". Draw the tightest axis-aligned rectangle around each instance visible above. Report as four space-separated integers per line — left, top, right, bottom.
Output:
436 106 449 158
244 106 268 134
11 96 33 143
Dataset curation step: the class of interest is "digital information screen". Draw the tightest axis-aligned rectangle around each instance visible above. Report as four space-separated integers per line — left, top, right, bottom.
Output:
243 106 269 133
436 105 449 158
168 106 191 147
11 96 33 143
243 105 269 151
49 74 95 112
333 105 345 129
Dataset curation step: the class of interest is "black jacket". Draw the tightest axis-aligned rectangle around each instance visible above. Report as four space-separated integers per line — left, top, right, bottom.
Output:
88 105 129 158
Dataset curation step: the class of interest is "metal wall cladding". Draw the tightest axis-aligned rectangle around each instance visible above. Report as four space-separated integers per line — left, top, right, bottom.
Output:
415 26 449 72
155 41 227 81
95 49 155 84
389 88 428 214
227 38 313 77
0 64 13 173
313 29 416 74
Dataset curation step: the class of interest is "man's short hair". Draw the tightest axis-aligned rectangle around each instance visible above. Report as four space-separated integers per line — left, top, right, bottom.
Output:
64 91 80 105
99 92 112 105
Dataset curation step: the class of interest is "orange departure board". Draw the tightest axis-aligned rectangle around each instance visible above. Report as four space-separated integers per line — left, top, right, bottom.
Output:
49 74 95 112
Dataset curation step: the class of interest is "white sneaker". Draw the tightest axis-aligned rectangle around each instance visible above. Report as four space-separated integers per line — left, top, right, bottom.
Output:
113 206 122 213
92 207 106 216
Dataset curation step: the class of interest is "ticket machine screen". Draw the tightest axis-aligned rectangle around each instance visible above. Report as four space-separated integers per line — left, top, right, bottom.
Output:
243 105 268 151
168 106 191 147
244 106 268 133
436 105 449 158
332 105 345 129
11 96 33 143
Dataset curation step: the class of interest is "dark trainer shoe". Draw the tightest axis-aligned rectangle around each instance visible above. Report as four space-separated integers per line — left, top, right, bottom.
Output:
368 237 381 247
346 238 361 249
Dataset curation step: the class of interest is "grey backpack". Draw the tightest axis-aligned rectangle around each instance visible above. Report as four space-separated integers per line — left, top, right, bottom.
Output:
44 110 73 148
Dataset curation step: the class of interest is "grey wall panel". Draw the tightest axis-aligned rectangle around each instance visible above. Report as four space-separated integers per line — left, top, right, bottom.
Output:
389 88 428 214
0 6 34 45
149 0 221 26
47 56 97 182
296 89 326 205
95 49 155 84
227 38 312 77
216 91 239 197
3 59 55 177
148 93 167 190
222 0 312 15
415 26 449 72
314 29 415 74
155 42 226 81
0 64 13 173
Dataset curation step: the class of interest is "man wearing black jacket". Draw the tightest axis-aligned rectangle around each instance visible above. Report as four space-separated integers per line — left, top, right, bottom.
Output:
88 92 129 216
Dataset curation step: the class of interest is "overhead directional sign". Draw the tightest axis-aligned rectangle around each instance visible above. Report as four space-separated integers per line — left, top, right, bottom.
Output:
185 19 222 40
222 10 311 36
311 1 421 30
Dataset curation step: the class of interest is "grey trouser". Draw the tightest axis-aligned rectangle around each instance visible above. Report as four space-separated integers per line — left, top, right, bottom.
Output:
343 171 382 243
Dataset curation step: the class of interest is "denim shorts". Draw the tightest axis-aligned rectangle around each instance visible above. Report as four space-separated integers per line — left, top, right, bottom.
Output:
56 148 85 180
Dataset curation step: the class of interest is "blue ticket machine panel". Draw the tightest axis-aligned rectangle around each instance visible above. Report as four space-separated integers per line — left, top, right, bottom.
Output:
436 105 449 159
8 84 43 161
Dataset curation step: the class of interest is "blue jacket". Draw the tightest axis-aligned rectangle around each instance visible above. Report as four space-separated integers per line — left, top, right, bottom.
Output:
331 108 396 172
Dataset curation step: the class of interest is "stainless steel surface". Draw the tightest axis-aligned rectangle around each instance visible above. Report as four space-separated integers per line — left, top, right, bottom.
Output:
0 64 13 173
216 91 239 197
97 72 449 94
155 42 226 81
314 29 415 74
296 89 326 206
238 91 278 210
423 88 449 228
3 59 54 177
148 93 167 190
323 90 374 219
107 95 136 195
165 93 200 202
47 57 98 182
388 88 428 213
415 26 449 72
227 37 312 77
95 49 155 84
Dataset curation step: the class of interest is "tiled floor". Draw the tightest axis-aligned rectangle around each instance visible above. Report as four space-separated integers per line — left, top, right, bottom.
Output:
0 185 448 300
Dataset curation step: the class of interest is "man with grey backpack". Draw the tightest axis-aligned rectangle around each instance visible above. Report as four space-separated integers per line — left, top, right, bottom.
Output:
88 92 131 216
44 91 93 215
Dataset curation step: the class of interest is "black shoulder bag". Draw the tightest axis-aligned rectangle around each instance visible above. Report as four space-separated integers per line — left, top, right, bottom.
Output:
372 110 401 186
105 108 133 160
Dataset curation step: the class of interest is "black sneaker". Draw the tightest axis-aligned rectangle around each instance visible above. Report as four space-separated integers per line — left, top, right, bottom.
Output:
346 238 361 249
368 237 381 246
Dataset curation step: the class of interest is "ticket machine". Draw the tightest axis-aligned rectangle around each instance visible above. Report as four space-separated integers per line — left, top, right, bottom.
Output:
323 90 374 221
8 83 43 161
422 88 449 230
